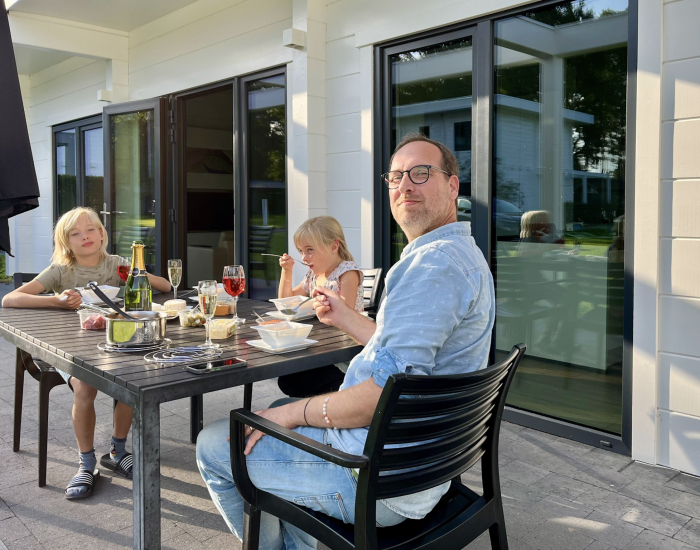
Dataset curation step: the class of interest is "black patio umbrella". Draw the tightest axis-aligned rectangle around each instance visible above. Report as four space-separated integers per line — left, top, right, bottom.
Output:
0 0 40 256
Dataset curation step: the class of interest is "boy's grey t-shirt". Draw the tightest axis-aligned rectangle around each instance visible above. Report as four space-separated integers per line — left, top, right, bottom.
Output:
35 255 123 293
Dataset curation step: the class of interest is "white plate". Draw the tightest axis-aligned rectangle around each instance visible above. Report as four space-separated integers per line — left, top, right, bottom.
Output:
264 310 316 322
247 338 317 354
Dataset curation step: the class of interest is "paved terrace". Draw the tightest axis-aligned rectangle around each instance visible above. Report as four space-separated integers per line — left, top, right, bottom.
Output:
0 335 699 550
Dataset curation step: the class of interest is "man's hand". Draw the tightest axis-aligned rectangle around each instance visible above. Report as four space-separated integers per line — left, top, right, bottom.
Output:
227 403 302 455
55 290 82 310
312 286 352 328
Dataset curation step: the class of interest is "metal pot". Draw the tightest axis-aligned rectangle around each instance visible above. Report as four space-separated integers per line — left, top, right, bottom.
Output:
105 311 167 347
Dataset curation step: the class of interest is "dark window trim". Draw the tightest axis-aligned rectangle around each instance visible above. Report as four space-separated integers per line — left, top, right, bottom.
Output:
374 0 637 455
52 114 102 221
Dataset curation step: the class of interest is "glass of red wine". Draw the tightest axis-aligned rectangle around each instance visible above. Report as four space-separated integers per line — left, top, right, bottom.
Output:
117 256 131 284
222 265 246 324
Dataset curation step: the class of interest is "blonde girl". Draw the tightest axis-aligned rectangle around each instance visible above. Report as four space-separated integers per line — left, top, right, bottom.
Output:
2 206 171 500
277 216 363 397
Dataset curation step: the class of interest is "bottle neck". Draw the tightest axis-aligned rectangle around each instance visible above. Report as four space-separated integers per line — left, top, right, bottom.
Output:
131 247 147 272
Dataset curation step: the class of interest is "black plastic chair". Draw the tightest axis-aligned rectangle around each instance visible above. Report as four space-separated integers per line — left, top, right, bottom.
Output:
11 273 67 487
230 344 526 550
249 225 276 286
360 268 383 316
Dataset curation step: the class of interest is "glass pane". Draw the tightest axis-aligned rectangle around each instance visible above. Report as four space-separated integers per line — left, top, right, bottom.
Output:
84 127 104 214
55 129 77 218
493 0 628 434
183 86 234 288
389 38 473 262
246 74 286 300
109 110 157 272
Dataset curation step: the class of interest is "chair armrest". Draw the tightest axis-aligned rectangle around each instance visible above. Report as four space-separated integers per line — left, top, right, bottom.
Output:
231 409 369 469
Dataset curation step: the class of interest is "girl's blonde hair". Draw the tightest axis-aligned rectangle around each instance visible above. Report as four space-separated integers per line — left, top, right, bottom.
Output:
294 216 353 262
52 207 109 266
520 210 550 239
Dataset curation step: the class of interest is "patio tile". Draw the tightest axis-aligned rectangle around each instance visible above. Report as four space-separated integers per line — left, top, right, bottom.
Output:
574 485 691 537
620 477 700 518
621 462 678 483
666 473 700 498
0 499 14 521
575 511 643 549
500 479 548 509
577 448 634 472
501 460 551 486
5 534 45 550
521 518 595 550
532 473 593 501
675 519 700 547
621 529 696 549
0 517 31 543
503 503 546 539
585 542 614 550
529 494 593 522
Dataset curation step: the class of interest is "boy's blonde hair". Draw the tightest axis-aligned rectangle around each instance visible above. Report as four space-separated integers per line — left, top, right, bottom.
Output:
52 207 109 266
294 216 353 262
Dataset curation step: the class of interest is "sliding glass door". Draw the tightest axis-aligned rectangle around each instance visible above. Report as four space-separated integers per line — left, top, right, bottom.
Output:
376 0 632 448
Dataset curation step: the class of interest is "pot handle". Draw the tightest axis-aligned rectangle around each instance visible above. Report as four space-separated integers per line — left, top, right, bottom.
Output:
86 282 137 321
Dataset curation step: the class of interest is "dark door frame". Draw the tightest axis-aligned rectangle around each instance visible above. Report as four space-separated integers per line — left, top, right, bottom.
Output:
102 98 167 276
374 0 637 455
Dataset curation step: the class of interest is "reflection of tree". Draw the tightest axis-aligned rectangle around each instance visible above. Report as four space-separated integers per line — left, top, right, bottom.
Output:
249 105 285 182
393 40 472 107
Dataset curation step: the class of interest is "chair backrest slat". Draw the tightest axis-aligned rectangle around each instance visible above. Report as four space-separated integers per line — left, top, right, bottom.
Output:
359 267 383 311
375 439 487 499
359 344 526 502
14 272 38 290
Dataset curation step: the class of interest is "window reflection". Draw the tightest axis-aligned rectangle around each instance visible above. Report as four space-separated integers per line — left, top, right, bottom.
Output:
493 0 628 434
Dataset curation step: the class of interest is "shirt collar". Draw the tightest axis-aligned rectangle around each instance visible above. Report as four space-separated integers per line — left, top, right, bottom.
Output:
400 222 472 258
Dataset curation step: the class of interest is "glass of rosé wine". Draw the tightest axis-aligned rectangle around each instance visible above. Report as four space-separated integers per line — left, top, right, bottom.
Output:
222 265 246 324
117 256 131 284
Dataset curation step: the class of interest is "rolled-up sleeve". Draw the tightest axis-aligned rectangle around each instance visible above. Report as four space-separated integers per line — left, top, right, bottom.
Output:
369 246 476 387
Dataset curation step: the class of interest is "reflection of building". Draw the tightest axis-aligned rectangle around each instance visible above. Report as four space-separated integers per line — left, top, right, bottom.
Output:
6 0 700 482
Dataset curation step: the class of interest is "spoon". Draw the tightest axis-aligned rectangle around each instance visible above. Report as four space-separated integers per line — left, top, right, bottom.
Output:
279 296 314 316
86 282 138 321
261 253 311 267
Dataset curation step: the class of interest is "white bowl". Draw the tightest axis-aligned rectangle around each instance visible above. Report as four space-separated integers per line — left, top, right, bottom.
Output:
269 296 315 316
250 321 313 349
80 285 120 304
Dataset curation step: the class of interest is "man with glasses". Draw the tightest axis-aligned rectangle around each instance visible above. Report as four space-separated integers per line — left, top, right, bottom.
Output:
196 133 495 550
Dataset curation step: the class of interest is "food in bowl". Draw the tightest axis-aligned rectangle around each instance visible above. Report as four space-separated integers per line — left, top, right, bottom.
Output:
257 318 282 326
269 296 315 316
250 321 313 349
179 310 207 327
78 310 106 330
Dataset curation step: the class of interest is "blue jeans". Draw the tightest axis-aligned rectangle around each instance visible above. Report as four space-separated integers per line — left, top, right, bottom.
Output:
196 418 406 550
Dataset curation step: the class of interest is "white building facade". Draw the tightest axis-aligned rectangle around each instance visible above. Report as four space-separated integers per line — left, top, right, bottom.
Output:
5 0 700 477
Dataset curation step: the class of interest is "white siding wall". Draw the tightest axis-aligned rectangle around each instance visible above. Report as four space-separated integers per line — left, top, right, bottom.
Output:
656 0 700 476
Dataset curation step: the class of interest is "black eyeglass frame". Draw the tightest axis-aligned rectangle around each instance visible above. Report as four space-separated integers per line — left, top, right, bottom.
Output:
381 164 452 189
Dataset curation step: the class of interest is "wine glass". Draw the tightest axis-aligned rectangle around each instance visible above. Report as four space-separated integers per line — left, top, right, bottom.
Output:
222 265 246 324
197 280 220 349
117 256 130 283
167 259 182 299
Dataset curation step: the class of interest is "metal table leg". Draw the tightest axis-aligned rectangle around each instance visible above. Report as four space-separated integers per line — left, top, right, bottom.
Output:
190 394 204 443
132 392 161 549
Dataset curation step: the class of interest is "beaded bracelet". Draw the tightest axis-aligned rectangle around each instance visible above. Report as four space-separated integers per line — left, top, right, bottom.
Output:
323 396 338 430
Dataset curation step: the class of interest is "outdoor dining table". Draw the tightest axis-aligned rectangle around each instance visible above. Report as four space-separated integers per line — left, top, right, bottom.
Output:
0 295 363 549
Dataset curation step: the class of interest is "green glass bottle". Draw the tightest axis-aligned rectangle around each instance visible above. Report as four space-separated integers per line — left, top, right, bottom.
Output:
124 241 152 311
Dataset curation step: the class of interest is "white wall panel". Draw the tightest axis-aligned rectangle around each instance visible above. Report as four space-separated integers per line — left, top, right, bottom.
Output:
327 113 361 153
658 296 700 356
661 119 700 180
659 353 700 417
660 180 700 237
663 0 700 62
658 410 700 476
327 190 361 228
326 36 360 79
326 74 360 117
662 57 700 121
326 152 361 190
660 238 700 297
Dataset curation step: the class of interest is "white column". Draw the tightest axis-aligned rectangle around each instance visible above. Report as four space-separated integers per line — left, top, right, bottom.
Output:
288 0 327 282
540 55 565 230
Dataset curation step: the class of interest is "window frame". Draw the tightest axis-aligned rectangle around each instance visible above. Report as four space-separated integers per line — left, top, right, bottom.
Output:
52 115 102 221
374 0 638 455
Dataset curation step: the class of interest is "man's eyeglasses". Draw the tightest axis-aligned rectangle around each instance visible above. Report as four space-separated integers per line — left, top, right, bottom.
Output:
381 165 452 189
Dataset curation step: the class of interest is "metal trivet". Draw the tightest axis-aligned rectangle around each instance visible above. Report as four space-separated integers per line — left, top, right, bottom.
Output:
143 347 223 363
97 338 172 353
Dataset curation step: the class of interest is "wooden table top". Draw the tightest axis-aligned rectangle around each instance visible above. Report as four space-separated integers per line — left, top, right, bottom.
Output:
0 296 363 395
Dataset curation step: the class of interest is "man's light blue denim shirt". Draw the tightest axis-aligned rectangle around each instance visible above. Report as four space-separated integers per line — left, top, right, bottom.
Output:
327 221 495 519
